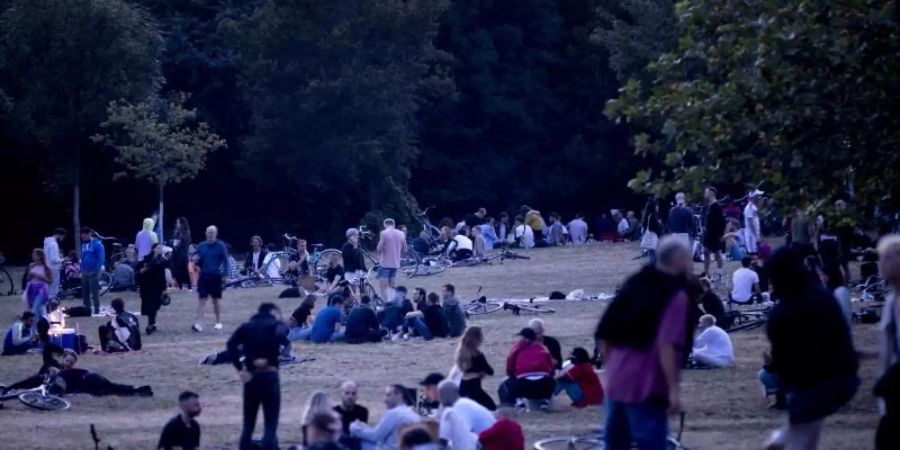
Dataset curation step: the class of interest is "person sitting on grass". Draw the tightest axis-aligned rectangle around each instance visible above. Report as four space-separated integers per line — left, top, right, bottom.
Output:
3 349 153 397
498 328 554 410
350 384 421 450
510 216 535 249
698 276 726 323
730 256 761 305
345 296 387 344
309 295 346 343
529 318 563 370
423 293 448 339
109 260 136 292
288 295 317 342
446 227 474 262
471 225 487 258
380 287 408 336
302 412 346 450
436 380 496 450
158 391 202 450
441 285 466 338
478 407 525 450
554 347 604 408
691 315 734 368
301 391 336 448
334 381 369 450
99 297 142 352
2 312 36 356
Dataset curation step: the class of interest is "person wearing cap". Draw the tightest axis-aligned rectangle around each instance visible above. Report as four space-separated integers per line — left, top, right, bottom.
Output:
309 295 346 343
2 311 36 355
554 347 604 408
667 193 695 250
419 372 445 415
343 228 367 278
43 227 67 299
498 327 554 409
350 384 420 450
744 190 764 255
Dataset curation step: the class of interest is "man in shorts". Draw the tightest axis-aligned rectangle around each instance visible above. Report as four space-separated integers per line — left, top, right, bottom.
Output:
703 187 726 279
193 226 228 332
376 218 405 302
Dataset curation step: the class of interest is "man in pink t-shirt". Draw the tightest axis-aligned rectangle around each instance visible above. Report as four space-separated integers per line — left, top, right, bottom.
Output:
376 218 406 301
595 236 692 450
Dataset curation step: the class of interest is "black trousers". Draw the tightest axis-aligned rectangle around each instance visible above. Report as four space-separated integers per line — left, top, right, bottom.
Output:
240 371 281 450
498 376 554 406
460 377 497 410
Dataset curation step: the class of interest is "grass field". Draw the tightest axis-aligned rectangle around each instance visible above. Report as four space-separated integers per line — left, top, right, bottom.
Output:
0 243 881 450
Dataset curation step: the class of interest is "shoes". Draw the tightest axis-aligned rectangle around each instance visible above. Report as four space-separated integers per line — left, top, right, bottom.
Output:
213 323 224 331
539 399 552 413
191 323 203 333
135 386 154 397
390 332 402 342
145 325 157 335
199 354 215 365
402 333 411 341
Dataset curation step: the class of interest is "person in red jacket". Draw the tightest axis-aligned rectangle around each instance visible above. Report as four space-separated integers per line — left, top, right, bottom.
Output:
497 327 555 408
478 407 525 450
554 347 604 408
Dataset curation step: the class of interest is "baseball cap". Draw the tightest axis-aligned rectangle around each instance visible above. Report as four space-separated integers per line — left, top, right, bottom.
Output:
517 327 537 341
419 372 445 386
749 189 765 198
346 228 359 238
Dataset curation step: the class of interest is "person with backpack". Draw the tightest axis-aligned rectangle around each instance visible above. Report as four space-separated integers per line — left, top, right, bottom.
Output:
764 248 859 450
99 298 142 352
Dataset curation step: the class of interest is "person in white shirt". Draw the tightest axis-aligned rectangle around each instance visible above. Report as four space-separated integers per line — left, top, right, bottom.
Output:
743 190 763 254
692 314 734 368
613 211 630 238
510 216 535 249
351 384 420 450
567 213 589 245
446 227 474 261
731 256 761 304
437 380 496 449
43 228 67 299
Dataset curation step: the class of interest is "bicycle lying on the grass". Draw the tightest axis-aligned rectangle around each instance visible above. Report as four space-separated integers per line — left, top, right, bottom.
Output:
533 412 690 450
462 290 556 317
722 304 772 332
0 373 70 411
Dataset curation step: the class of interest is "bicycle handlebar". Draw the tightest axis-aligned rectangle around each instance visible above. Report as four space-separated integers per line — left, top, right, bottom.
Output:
283 233 298 242
90 230 117 241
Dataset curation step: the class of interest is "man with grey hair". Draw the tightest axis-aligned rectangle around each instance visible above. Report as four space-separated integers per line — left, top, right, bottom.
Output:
376 218 406 302
691 314 734 368
667 192 695 252
193 225 228 332
529 318 563 370
437 380 496 450
595 235 692 450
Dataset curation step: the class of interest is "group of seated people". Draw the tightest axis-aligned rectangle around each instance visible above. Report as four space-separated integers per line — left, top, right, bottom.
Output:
287 284 468 344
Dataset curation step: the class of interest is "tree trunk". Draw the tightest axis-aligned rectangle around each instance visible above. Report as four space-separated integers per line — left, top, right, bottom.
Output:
73 149 82 258
158 182 165 244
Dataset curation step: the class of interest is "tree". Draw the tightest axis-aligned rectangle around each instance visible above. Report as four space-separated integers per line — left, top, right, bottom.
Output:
605 0 900 215
93 94 226 242
229 0 448 234
0 0 162 244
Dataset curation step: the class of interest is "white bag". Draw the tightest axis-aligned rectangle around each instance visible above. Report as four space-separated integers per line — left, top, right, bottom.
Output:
640 230 659 250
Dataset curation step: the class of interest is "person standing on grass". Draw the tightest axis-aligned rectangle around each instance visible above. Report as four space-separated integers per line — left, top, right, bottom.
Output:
744 190 764 255
376 218 405 302
158 391 202 450
192 226 228 332
136 217 159 260
25 248 52 320
80 227 105 315
763 248 858 450
667 193 694 250
702 187 726 280
228 303 289 450
455 326 497 410
342 228 367 279
171 217 193 290
43 228 66 299
139 243 168 335
595 236 692 450
875 235 900 449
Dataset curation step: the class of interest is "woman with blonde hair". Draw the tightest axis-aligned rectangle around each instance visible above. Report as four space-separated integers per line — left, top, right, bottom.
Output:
455 326 496 410
25 248 52 319
301 391 335 447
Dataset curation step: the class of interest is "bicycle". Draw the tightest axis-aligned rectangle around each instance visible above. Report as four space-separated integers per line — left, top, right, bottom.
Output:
503 300 556 315
461 287 505 316
723 304 772 332
533 412 690 450
0 253 14 296
56 256 113 300
0 373 70 411
414 206 444 254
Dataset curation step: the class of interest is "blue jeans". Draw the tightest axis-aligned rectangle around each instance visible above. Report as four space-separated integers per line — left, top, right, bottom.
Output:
759 369 781 396
287 327 312 342
31 292 48 320
554 379 584 404
604 399 669 450
81 271 100 312
401 317 433 340
646 250 657 266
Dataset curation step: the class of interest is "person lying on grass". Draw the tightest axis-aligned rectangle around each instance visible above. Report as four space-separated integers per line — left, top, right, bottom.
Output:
2 348 152 397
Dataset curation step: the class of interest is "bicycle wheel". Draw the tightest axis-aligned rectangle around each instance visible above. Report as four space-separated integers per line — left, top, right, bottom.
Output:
727 318 766 332
0 267 13 296
97 271 112 297
533 436 603 450
18 392 70 411
464 301 503 315
314 249 342 278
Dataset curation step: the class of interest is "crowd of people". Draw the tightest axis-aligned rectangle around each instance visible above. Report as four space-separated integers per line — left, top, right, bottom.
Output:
3 192 900 450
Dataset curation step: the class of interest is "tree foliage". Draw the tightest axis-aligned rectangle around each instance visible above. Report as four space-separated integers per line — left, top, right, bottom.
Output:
606 0 900 213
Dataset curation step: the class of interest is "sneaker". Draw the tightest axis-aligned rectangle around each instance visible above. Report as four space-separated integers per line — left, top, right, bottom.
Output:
199 353 216 365
402 333 411 341
213 323 224 331
390 332 402 342
191 323 203 333
539 399 552 413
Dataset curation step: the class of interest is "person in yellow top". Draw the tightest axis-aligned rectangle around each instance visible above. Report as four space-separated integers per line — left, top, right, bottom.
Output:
522 206 547 247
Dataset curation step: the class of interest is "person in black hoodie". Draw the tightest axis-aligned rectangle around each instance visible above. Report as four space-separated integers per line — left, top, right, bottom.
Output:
228 303 290 450
423 292 448 338
764 247 859 450
139 243 168 335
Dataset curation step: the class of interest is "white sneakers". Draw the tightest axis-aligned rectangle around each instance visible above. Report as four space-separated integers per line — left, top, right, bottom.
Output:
192 323 223 332
214 323 224 331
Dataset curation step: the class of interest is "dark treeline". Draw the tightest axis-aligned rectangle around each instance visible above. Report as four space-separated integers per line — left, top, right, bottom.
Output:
0 0 672 261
